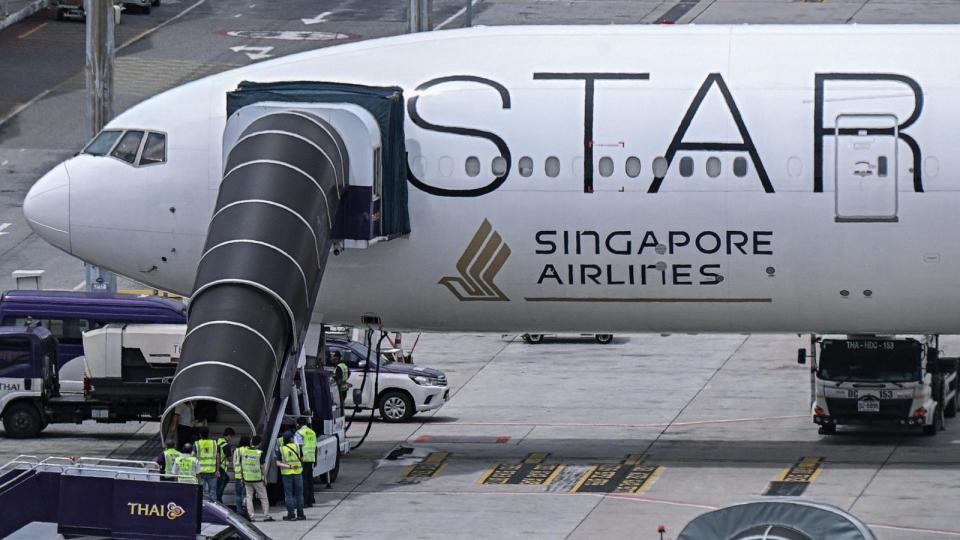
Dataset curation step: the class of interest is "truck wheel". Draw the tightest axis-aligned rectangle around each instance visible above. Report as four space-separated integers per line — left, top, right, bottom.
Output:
523 334 544 344
595 334 613 344
328 447 340 483
923 406 944 436
818 424 836 435
56 9 64 20
3 402 42 438
378 390 414 423
946 396 958 419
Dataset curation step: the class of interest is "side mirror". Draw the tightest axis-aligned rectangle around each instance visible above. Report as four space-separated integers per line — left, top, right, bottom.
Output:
797 348 807 365
929 348 940 364
358 360 367 369
352 388 363 405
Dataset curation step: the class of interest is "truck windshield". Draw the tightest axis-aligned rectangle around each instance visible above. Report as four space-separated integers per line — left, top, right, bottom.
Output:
818 339 922 383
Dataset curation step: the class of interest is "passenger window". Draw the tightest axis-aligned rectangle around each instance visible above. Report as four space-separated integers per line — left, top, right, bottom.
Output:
519 156 534 177
465 156 480 177
706 157 721 178
83 130 123 156
545 157 560 178
111 131 144 164
598 157 614 178
491 156 507 176
139 132 166 165
679 157 694 177
13 317 90 345
625 157 641 178
0 337 32 377
733 157 749 177
652 157 668 178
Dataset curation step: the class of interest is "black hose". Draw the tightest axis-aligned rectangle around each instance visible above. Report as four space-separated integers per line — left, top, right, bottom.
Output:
347 330 387 451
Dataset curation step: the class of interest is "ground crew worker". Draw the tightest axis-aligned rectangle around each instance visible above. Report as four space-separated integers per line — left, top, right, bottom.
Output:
232 435 248 517
329 351 350 405
276 431 306 521
241 435 274 522
215 427 236 504
173 442 200 484
195 427 220 501
157 439 181 481
296 417 317 507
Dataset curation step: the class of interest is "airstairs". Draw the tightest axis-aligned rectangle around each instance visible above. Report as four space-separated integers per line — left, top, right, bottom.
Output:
160 82 409 466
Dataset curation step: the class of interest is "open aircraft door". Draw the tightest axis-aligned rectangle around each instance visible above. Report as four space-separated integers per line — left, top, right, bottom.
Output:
834 114 898 222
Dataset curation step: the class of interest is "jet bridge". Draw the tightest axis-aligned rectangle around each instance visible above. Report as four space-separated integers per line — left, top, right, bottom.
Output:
161 82 408 445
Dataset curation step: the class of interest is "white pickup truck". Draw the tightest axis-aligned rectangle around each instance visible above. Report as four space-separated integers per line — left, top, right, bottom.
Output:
324 338 449 422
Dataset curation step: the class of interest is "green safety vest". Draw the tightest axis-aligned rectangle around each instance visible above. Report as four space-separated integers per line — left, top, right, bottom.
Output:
163 448 181 476
175 455 199 484
233 446 244 476
336 362 350 389
297 426 317 463
196 438 217 473
216 437 229 471
241 447 264 482
279 443 302 475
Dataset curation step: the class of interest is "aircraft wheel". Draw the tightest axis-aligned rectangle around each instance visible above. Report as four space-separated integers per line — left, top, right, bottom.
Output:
595 334 613 344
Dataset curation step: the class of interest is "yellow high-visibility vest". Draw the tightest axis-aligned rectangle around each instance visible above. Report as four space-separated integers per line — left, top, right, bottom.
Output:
280 443 302 475
241 448 264 482
162 448 181 476
196 439 217 473
297 426 317 463
175 455 199 484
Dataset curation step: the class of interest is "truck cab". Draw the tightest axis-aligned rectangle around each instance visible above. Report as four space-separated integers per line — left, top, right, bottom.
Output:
807 336 958 435
0 327 59 437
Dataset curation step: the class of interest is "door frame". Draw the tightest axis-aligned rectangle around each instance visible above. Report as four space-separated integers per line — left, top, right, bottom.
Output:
833 113 899 223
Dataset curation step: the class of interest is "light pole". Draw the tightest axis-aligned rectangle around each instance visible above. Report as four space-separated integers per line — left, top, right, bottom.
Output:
84 0 118 293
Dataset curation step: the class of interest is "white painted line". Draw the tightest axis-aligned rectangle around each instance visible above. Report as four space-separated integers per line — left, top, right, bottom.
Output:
230 45 273 60
435 0 482 30
676 0 714 24
0 223 10 236
72 280 87 291
1 0 207 130
116 0 207 52
0 89 50 129
870 523 960 537
436 414 807 429
226 30 349 41
301 11 333 25
1 160 8 166
234 13 241 18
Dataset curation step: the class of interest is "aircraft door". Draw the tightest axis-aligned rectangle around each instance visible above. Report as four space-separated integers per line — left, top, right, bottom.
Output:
834 114 898 222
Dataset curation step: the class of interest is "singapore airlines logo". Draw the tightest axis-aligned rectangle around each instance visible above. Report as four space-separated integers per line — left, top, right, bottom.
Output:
440 219 511 301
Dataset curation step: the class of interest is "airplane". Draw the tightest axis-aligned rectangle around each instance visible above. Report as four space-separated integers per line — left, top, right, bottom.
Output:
21 24 960 336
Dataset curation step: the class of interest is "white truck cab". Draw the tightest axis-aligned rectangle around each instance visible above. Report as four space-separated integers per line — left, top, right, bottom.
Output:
802 335 958 436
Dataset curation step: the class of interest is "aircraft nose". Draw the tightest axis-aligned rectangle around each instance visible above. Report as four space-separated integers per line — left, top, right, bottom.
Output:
24 162 71 253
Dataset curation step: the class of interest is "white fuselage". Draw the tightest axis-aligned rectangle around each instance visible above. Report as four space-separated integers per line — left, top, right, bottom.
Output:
24 25 960 334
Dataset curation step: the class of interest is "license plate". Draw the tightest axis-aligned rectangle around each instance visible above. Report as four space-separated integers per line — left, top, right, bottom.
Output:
858 398 880 413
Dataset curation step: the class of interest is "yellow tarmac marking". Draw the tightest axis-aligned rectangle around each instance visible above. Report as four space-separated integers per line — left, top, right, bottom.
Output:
570 465 598 493
524 452 549 464
401 452 449 480
18 22 47 39
623 454 646 466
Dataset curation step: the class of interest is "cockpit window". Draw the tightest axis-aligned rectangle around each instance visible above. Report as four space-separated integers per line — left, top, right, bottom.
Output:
139 132 166 165
110 130 144 164
83 130 122 156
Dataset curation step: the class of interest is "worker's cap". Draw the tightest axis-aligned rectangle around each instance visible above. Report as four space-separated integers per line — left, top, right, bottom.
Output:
282 431 294 442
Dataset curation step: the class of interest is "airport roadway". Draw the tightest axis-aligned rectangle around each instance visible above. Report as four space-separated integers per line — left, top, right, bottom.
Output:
3 0 960 538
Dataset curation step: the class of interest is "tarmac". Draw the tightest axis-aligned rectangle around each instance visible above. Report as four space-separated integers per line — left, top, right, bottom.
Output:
4 0 960 538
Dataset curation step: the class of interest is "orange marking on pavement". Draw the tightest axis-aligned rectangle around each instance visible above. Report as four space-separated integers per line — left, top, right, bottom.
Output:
18 22 48 39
